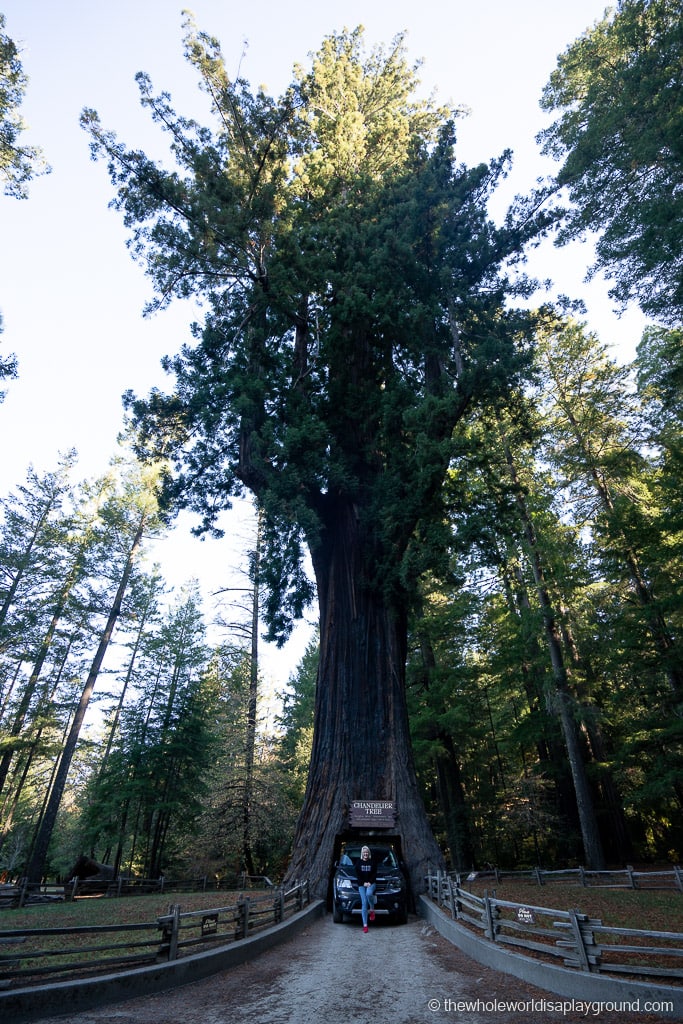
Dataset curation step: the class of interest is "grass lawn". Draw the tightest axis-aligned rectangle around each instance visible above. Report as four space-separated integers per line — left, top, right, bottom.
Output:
463 877 683 933
0 882 681 988
1 890 245 931
0 890 266 985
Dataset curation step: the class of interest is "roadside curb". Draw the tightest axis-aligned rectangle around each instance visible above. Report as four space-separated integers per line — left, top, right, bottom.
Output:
418 895 682 1018
1 899 326 1023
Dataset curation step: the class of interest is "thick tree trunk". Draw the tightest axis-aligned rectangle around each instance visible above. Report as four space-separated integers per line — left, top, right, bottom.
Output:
284 499 444 899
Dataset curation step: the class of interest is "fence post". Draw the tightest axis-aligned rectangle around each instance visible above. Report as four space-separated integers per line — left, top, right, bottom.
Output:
274 887 285 923
158 903 181 961
482 893 498 941
235 897 250 939
18 877 29 908
447 875 457 920
674 865 683 893
567 909 595 972
579 865 587 887
626 864 637 889
534 866 544 886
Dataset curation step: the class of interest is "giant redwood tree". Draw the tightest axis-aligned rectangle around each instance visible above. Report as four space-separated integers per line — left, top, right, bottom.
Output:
81 21 546 894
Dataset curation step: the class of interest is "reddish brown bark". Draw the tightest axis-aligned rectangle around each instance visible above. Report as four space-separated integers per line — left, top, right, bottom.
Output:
285 497 445 899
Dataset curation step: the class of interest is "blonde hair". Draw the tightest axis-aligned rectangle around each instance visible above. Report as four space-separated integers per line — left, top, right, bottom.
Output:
361 845 371 856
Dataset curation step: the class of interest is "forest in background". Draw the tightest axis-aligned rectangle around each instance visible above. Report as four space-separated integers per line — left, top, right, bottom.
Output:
1 1 681 883
0 313 681 881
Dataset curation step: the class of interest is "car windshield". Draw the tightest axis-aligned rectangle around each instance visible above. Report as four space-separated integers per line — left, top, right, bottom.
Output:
339 845 398 869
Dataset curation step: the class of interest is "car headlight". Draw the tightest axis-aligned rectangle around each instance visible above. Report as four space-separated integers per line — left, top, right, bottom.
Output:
337 878 355 890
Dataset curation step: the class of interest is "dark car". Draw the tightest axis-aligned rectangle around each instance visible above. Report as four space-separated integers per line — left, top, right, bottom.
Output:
332 841 408 924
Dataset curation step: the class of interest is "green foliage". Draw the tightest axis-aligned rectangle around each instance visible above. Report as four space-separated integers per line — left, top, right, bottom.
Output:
83 22 546 642
276 636 318 806
0 13 49 198
184 645 300 880
403 314 683 867
539 0 683 323
79 588 215 877
0 311 18 401
3 17 678 879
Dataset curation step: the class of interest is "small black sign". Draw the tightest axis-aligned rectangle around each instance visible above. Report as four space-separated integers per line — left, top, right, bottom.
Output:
202 913 219 935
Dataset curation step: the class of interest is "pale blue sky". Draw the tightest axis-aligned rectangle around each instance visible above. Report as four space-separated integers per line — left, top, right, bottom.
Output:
0 0 646 681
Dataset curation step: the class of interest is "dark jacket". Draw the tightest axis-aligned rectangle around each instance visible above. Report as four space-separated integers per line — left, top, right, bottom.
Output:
355 854 378 887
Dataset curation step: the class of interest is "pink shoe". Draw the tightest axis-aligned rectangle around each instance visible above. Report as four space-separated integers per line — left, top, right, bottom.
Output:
363 925 368 933
369 910 375 922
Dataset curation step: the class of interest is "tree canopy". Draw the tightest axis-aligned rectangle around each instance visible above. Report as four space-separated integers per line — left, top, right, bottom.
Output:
0 12 49 199
80 20 554 890
82 20 544 643
538 0 683 324
2 11 681 889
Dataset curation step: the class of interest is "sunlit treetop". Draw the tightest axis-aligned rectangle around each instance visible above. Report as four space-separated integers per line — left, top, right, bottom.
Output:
81 21 550 641
0 13 50 199
538 0 683 324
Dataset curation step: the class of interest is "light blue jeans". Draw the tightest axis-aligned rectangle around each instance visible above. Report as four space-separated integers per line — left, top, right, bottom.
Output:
359 883 376 926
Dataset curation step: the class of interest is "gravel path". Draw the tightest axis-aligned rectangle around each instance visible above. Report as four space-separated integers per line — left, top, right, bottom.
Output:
31 914 676 1024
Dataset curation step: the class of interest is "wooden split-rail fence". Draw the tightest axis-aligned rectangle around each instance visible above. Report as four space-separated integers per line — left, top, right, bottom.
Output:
426 871 683 985
0 880 310 990
458 864 683 891
0 873 277 909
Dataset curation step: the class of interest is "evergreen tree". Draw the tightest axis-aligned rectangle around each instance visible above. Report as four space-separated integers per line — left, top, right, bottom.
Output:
276 637 318 809
24 457 167 881
0 13 49 198
82 585 213 878
0 12 50 393
81 21 546 894
538 0 683 323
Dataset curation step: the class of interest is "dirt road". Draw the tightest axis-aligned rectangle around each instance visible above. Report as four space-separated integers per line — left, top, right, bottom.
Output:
31 914 675 1024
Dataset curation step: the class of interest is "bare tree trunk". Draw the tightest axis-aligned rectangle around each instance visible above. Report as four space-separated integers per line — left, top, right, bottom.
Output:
502 562 583 853
559 609 633 860
98 595 152 778
0 501 52 633
24 517 145 882
503 440 606 870
241 509 263 877
561 400 681 701
415 632 475 873
0 624 80 858
0 556 82 799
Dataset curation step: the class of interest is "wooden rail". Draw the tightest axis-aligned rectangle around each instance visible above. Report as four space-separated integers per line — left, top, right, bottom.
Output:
0 873 276 908
425 871 683 984
0 880 310 988
457 865 683 891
